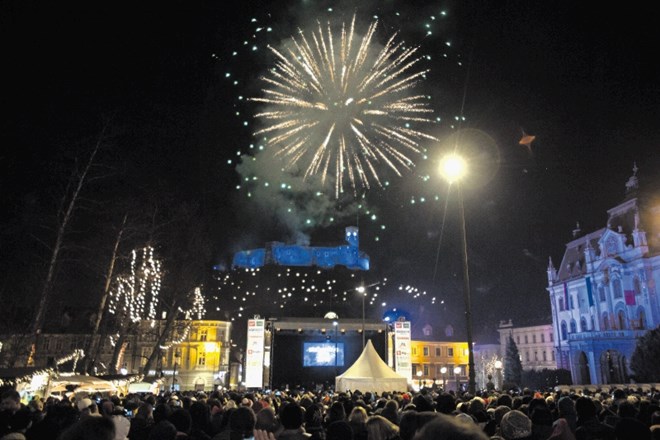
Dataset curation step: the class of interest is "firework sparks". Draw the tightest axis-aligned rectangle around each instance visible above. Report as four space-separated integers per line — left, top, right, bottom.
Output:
252 15 437 197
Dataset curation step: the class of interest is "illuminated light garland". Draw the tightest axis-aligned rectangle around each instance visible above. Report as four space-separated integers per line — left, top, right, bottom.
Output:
180 287 207 320
108 246 162 323
159 325 190 350
0 349 85 388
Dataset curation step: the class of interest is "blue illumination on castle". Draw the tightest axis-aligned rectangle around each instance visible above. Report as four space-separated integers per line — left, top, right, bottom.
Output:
232 226 370 271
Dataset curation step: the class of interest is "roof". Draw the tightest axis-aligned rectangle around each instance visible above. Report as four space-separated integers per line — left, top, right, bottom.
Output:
337 340 405 379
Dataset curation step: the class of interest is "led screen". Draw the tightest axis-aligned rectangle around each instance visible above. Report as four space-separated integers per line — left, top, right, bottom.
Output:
303 342 345 367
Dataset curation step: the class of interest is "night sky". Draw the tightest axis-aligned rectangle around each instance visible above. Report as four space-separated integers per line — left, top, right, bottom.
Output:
2 0 659 344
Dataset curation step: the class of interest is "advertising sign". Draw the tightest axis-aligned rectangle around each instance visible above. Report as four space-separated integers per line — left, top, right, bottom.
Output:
394 321 412 380
245 319 266 388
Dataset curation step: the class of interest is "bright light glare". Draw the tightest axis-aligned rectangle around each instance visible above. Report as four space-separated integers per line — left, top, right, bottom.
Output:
439 154 467 183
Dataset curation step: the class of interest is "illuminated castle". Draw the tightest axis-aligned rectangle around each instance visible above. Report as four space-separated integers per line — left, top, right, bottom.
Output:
232 226 370 271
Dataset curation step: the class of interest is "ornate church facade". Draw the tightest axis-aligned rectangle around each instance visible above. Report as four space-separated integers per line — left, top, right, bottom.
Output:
546 166 660 384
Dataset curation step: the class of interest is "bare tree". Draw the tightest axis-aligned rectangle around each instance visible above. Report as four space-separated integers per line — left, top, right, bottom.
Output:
25 127 109 366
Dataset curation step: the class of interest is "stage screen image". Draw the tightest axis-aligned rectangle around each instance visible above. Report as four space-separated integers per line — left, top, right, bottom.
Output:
303 342 344 367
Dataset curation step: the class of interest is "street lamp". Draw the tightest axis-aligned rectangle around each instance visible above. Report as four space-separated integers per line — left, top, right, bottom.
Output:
171 350 181 392
416 369 423 390
440 366 447 390
439 153 476 395
494 360 503 391
454 366 462 393
357 286 367 348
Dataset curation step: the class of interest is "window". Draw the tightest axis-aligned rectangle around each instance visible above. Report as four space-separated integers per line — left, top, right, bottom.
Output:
524 335 528 344
602 313 610 330
591 316 595 331
533 335 536 343
549 333 553 342
638 309 646 330
541 334 545 343
580 317 588 332
534 351 538 361
558 298 564 311
412 347 417 355
412 365 417 376
447 348 454 357
55 339 63 350
543 351 547 361
448 365 455 376
43 338 50 351
435 347 441 357
569 295 574 309
525 352 530 362
423 346 429 356
599 286 606 302
423 365 429 376
551 351 555 361
198 351 206 366
634 277 642 295
612 279 623 299
617 310 626 330
199 329 208 342
516 336 520 344
436 365 444 375
561 322 568 340
570 320 577 334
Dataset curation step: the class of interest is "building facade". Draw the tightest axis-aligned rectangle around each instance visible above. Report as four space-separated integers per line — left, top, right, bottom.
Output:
498 320 556 371
0 319 232 392
546 167 660 385
409 340 469 391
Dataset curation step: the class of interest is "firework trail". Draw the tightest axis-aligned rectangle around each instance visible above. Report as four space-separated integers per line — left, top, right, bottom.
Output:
252 15 437 197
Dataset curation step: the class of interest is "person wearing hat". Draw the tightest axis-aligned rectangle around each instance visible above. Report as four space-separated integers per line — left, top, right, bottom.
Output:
499 410 533 440
77 398 101 419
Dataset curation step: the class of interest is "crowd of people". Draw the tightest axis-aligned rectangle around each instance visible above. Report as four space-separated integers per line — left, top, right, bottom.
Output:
1 385 659 440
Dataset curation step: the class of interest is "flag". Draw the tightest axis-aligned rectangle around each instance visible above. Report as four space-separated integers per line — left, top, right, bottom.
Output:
624 290 636 305
586 277 594 307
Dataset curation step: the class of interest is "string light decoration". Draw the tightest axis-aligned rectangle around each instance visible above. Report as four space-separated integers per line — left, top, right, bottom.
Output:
0 349 86 388
108 246 162 324
159 325 190 350
180 287 207 320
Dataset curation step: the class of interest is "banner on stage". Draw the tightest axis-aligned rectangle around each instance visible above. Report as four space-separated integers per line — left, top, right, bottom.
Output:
394 321 412 380
245 319 266 388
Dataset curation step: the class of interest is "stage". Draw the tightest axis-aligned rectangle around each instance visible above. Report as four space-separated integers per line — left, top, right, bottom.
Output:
266 317 389 390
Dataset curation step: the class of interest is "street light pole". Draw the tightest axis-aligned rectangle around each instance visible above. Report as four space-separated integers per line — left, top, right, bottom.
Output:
357 286 366 348
439 154 476 395
458 183 476 395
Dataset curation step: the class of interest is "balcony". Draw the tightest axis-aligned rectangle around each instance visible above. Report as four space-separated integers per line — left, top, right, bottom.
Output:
568 329 647 342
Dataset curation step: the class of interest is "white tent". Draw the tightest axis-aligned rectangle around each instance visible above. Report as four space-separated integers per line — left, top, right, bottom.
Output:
335 340 408 394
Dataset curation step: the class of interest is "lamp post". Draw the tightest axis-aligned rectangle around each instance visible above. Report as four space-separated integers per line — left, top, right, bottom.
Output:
454 366 462 393
494 360 503 391
171 350 181 392
439 154 476 395
440 366 447 390
357 286 366 348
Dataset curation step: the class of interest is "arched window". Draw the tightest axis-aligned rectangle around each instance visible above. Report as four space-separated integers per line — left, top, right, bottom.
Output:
638 308 646 330
598 286 606 302
612 278 623 299
617 310 626 330
602 313 610 330
561 322 568 340
580 317 588 332
570 320 577 334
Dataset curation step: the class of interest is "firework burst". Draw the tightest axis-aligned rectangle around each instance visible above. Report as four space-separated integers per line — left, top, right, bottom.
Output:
252 15 437 197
